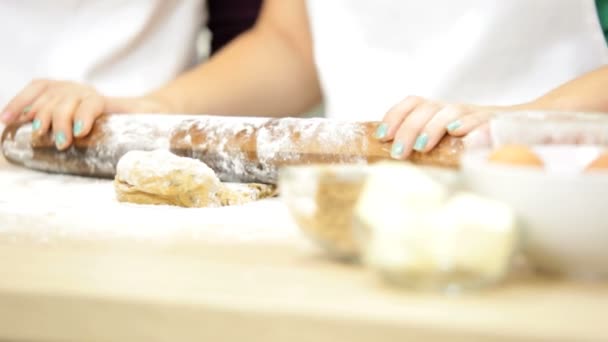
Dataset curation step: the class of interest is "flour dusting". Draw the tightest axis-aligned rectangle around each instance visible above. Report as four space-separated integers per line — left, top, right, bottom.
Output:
0 156 299 244
117 149 220 191
3 114 379 184
2 114 189 177
256 118 370 163
172 116 268 182
172 117 372 183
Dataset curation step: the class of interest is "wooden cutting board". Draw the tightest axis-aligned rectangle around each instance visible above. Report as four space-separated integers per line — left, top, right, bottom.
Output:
1 154 608 342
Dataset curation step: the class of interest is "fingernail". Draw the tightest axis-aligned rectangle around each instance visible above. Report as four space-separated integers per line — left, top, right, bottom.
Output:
413 133 429 152
446 120 462 132
32 119 41 131
22 105 32 114
1 112 13 122
73 120 83 136
55 132 66 148
390 141 405 159
375 123 388 139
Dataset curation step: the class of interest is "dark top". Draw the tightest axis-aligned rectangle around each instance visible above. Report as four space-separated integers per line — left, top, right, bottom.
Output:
598 0 608 44
207 0 262 54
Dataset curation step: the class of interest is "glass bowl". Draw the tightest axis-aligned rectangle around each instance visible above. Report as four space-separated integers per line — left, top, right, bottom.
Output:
278 164 370 261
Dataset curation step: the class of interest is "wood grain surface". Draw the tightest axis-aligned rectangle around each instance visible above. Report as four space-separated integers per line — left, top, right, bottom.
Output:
0 154 606 342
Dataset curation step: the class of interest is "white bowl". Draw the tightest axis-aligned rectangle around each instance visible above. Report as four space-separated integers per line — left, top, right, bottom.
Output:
462 146 608 279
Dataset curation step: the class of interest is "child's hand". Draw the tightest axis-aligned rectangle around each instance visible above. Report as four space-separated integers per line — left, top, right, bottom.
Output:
374 96 508 159
1 79 169 150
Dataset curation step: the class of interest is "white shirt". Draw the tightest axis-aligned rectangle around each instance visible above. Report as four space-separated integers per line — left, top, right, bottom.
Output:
306 0 608 120
0 0 206 107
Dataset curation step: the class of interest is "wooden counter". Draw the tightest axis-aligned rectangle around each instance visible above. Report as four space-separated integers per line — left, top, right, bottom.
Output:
0 157 606 342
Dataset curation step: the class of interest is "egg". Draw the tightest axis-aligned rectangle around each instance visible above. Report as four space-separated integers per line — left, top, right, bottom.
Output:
488 145 544 167
586 151 608 172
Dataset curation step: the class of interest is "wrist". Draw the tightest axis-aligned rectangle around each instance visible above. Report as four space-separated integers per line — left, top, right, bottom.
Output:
144 91 181 113
104 94 175 114
494 101 545 113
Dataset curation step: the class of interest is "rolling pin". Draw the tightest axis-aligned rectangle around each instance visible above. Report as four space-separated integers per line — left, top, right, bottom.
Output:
1 114 463 184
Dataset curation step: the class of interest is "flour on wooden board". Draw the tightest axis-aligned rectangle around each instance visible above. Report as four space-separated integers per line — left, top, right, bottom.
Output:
0 115 377 244
0 156 299 244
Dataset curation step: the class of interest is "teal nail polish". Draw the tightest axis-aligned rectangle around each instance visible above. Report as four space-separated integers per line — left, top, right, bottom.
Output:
390 141 405 159
32 119 41 131
413 133 429 152
55 132 66 147
375 123 388 139
73 120 83 136
446 120 462 132
22 105 32 114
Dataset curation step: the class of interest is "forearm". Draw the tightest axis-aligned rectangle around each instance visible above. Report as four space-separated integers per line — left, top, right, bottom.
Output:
523 66 608 112
136 0 320 117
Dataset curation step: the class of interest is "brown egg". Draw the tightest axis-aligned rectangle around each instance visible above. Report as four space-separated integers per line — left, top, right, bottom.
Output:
488 144 544 167
586 152 608 172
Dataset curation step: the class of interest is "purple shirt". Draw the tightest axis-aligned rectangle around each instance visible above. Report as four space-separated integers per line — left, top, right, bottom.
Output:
207 0 262 54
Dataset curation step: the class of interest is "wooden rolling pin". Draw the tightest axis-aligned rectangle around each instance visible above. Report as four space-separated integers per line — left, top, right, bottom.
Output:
1 114 463 184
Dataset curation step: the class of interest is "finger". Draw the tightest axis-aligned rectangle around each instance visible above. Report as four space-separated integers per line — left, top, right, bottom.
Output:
376 96 424 141
463 122 492 149
447 110 495 137
72 96 104 138
29 94 56 136
15 105 36 124
1 79 50 124
51 97 80 150
417 104 472 153
390 102 440 159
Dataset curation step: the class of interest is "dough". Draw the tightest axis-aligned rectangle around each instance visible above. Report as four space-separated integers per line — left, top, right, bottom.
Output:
114 150 276 208
219 182 278 206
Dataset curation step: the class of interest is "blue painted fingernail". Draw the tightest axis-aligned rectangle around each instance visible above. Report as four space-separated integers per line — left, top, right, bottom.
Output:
32 119 41 131
22 105 32 114
375 123 388 139
390 141 405 159
73 120 83 136
413 133 429 152
446 120 462 132
55 132 66 148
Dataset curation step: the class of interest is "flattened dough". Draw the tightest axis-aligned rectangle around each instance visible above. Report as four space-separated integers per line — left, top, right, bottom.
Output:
114 150 276 208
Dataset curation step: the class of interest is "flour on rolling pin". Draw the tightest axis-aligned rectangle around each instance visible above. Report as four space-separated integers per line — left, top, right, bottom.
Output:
171 117 378 183
2 114 463 183
173 116 462 183
0 159 297 244
1 115 187 177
